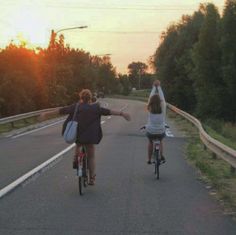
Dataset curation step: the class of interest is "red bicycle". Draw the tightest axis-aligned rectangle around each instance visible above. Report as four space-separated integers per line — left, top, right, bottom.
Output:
76 145 89 195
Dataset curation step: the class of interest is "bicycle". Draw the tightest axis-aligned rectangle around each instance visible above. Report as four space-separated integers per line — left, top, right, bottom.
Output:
141 125 168 180
76 145 89 195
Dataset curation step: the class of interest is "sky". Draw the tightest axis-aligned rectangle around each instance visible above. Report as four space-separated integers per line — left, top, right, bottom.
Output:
0 0 225 74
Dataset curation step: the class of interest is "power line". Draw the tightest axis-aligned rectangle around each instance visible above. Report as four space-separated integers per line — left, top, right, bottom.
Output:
39 5 198 11
0 2 199 11
67 30 162 34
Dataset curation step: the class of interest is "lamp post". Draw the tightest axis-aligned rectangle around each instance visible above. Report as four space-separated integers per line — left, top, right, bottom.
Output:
54 25 88 35
48 26 88 100
49 25 88 50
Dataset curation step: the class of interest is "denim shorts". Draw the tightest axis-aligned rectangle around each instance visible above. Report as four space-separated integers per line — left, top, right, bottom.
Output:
146 132 165 142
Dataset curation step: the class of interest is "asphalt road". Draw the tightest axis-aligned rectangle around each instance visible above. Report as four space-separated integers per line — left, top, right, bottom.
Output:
0 98 236 235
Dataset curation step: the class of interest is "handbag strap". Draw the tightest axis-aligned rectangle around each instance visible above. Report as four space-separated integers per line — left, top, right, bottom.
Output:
72 103 79 121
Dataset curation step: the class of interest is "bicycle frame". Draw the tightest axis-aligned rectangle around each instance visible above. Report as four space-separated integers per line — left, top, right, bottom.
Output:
140 126 165 180
77 147 86 177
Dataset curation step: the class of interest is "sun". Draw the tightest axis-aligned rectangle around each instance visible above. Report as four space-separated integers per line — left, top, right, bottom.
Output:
9 4 48 48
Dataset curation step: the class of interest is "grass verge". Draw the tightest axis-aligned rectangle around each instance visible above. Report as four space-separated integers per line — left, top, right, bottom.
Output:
169 111 236 218
0 116 38 134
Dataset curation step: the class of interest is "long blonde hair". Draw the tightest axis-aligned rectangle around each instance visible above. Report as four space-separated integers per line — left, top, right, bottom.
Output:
147 94 162 114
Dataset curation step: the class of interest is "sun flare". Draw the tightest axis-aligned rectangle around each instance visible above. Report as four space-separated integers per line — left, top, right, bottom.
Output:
9 4 48 48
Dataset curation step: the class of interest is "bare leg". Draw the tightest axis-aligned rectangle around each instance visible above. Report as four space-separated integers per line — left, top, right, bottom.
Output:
160 140 166 162
85 144 95 178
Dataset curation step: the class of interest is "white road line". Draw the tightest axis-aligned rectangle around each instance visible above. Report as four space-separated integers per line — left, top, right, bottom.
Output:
0 120 107 198
119 104 128 112
0 144 75 199
165 129 174 137
11 120 64 139
1 104 128 198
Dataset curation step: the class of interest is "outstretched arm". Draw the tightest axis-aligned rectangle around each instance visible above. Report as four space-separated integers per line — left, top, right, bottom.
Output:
110 110 131 121
38 108 60 122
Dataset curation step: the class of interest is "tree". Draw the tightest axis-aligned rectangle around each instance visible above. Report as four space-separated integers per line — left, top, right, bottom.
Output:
0 46 39 115
192 3 223 119
128 61 148 89
117 74 131 95
153 11 204 112
221 0 236 121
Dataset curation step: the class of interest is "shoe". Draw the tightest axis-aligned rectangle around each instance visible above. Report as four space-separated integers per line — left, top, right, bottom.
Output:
160 155 166 164
73 156 78 169
88 175 96 185
147 160 152 164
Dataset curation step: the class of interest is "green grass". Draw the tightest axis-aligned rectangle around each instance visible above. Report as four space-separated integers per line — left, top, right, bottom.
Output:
0 117 38 134
130 89 150 97
169 111 236 216
204 123 236 150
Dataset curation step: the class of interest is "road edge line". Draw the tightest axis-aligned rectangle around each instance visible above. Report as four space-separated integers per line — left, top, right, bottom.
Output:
0 144 75 199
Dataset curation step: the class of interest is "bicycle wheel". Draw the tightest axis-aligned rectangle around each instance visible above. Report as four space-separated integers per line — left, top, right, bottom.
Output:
154 150 160 180
78 166 84 195
78 176 83 195
82 157 88 187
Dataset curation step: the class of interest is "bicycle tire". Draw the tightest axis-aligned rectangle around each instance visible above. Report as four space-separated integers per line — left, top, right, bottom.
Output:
154 150 160 180
82 157 88 187
78 176 83 195
78 156 84 195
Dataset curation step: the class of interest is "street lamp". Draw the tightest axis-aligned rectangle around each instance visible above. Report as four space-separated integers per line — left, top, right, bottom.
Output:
54 25 88 35
49 25 88 49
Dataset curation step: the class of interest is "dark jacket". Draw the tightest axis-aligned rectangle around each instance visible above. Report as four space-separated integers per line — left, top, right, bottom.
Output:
60 102 111 144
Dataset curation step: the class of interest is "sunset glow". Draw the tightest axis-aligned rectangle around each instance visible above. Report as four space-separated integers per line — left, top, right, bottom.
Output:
0 0 225 73
3 3 48 47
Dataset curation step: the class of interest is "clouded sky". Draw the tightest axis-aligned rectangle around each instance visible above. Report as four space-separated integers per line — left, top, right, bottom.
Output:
0 0 225 74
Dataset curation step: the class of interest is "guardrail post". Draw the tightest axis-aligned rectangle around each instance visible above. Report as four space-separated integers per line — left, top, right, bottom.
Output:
212 152 217 159
10 122 15 129
230 166 235 174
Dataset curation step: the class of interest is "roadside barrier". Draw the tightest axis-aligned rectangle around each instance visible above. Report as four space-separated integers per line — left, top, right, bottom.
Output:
0 108 59 127
167 103 236 173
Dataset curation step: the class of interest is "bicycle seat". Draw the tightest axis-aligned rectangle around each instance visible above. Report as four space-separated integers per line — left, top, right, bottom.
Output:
152 139 161 144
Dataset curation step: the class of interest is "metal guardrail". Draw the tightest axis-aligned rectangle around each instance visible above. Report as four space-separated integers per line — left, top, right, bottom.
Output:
0 107 59 125
167 103 236 172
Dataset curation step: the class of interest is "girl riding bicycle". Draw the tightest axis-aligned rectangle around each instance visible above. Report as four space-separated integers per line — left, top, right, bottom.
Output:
145 80 166 164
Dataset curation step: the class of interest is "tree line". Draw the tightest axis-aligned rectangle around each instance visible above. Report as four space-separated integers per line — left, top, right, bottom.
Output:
0 30 155 117
2 1 235 123
152 0 236 123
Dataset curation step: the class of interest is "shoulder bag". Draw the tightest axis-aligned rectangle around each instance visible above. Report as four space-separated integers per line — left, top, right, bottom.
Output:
63 103 79 144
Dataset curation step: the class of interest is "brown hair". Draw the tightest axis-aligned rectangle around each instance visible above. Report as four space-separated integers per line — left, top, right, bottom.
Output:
79 89 92 103
147 94 162 114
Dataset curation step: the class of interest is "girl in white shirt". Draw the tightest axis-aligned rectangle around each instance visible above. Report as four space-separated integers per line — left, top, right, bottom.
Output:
146 80 166 164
